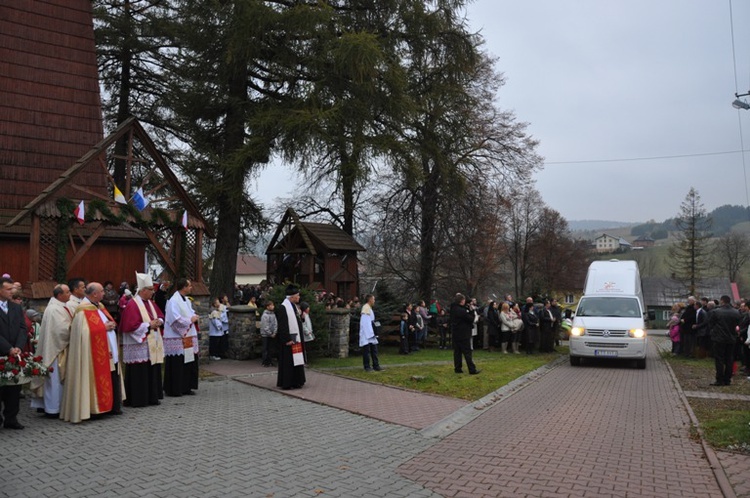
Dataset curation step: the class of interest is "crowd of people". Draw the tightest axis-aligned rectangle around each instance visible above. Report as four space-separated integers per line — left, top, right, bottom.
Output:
392 294 567 358
10 271 748 429
0 273 205 427
666 295 750 386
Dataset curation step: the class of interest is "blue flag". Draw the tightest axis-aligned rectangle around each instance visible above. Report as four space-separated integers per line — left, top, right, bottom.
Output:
132 188 150 211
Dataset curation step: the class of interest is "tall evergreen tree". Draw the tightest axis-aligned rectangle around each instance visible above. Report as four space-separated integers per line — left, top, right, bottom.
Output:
667 187 713 295
389 5 541 300
94 0 174 186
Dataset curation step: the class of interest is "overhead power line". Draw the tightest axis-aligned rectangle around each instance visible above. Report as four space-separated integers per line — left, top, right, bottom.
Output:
544 149 750 165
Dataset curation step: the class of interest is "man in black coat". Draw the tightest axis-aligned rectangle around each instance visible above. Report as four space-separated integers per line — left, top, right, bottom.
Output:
450 294 480 375
708 295 741 386
275 284 306 390
680 296 698 357
0 277 28 429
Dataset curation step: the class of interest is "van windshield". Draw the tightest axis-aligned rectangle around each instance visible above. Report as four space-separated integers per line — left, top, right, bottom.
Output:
576 297 641 318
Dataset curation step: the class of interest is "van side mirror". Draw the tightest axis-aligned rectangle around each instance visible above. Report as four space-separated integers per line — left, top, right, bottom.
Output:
647 310 656 321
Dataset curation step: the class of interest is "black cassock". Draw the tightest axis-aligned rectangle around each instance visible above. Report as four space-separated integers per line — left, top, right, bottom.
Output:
275 302 306 389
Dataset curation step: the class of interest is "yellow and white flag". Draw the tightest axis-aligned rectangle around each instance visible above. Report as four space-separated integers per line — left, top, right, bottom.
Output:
113 185 127 204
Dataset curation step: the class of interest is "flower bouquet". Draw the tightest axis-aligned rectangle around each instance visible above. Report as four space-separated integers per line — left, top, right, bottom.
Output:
0 352 53 386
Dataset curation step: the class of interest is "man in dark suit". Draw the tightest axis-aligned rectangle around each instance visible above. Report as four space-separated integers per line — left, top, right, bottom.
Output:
0 276 28 429
450 293 480 375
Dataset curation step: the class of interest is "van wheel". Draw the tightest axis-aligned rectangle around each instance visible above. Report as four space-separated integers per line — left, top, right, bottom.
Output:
636 359 646 369
570 356 581 366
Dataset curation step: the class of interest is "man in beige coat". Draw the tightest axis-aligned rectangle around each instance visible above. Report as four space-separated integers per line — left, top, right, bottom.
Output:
30 284 72 417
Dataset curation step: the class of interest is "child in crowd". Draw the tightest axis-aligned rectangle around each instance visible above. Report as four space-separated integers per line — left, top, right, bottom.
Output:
399 312 410 355
260 300 277 367
208 298 225 361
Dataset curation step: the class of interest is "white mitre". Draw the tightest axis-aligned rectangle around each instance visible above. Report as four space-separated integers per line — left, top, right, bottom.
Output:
135 271 153 291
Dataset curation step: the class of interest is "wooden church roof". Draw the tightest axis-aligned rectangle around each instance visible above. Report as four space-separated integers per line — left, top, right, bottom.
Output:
0 0 106 213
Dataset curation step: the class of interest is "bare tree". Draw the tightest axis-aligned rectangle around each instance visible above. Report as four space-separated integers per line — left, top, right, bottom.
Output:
631 251 659 277
713 231 750 282
497 187 544 297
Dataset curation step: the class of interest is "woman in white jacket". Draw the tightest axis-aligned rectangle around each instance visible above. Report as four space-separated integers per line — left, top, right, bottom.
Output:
359 294 382 372
499 302 523 354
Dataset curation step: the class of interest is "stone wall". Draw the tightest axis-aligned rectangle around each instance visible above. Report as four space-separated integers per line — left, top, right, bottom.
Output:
224 305 258 360
326 308 352 358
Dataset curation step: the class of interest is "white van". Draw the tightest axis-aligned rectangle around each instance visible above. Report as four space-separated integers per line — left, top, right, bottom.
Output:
568 259 654 369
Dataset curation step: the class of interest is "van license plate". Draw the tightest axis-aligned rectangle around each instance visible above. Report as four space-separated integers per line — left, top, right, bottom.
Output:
595 350 618 357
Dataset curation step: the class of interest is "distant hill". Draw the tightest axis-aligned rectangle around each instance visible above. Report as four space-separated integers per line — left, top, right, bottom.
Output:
568 220 637 232
630 204 750 238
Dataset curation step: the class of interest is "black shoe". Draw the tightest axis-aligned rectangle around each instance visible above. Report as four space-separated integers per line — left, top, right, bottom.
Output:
184 390 196 395
709 382 724 386
469 370 482 375
4 421 24 430
364 367 373 372
373 366 382 371
455 370 464 374
36 408 45 414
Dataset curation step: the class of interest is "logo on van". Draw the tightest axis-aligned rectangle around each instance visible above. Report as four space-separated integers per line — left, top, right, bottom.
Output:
603 330 611 337
603 282 616 290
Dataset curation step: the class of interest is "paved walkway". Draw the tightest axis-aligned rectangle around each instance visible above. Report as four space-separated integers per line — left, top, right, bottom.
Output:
4 338 749 497
202 360 466 430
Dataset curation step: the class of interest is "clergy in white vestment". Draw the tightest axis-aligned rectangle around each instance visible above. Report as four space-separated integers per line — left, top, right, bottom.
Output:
163 278 199 397
65 277 86 316
30 284 73 416
120 272 164 407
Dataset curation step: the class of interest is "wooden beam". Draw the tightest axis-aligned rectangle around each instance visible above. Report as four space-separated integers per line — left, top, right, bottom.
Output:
69 184 113 203
67 223 107 269
143 229 179 277
110 154 150 163
29 215 40 281
125 128 134 199
195 229 203 282
97 155 120 190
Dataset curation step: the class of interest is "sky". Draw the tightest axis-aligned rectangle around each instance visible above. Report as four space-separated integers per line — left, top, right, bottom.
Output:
253 0 750 224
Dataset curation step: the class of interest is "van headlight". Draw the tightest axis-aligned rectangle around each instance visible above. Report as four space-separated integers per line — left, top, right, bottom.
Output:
570 327 585 336
629 328 645 338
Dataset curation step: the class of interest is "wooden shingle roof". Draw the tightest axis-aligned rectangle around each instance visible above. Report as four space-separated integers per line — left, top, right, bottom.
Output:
302 222 366 252
266 208 366 255
0 0 105 212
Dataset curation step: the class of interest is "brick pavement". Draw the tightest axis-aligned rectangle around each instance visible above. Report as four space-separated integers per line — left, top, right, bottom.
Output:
4 379 442 498
5 342 749 497
396 341 727 497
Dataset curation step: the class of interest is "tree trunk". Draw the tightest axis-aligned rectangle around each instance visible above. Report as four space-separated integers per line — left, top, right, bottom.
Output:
417 156 439 300
209 29 248 300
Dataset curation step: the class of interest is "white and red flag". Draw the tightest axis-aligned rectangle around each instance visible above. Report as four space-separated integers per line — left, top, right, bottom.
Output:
74 200 85 225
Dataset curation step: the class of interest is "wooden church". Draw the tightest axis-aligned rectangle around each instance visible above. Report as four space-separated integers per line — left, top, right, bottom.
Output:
0 0 210 298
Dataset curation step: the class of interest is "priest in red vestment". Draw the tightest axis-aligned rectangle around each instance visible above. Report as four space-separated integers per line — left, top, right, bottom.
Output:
120 272 164 407
60 282 122 423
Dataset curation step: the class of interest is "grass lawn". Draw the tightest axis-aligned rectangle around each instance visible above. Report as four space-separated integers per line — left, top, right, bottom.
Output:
663 353 750 453
310 345 567 401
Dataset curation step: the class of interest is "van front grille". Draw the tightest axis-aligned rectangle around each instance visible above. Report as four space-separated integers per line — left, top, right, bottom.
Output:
586 329 627 337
